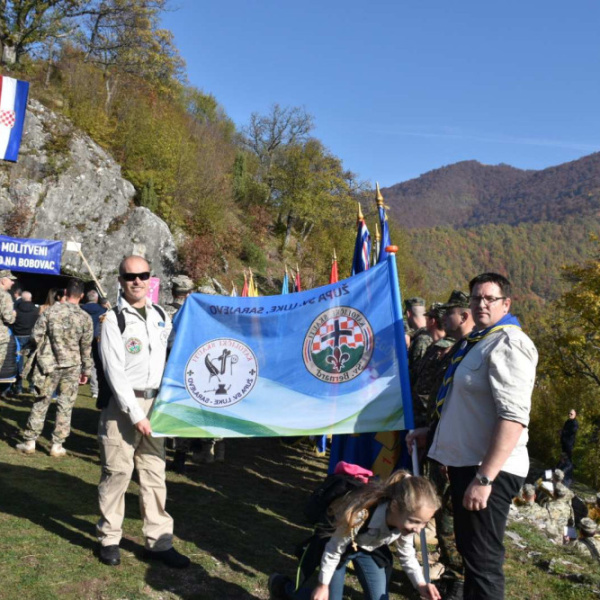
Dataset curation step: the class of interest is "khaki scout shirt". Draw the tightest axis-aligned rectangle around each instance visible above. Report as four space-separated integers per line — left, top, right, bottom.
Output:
100 295 172 425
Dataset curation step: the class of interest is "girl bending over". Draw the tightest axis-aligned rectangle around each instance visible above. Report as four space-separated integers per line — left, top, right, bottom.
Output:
270 470 441 600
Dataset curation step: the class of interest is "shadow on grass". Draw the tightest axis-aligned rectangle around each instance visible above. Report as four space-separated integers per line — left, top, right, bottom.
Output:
1 391 382 598
0 462 98 551
0 397 101 461
144 561 263 600
154 439 327 592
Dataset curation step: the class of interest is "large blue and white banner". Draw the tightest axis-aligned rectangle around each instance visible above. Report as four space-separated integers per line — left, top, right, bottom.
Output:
0 235 63 275
151 256 413 438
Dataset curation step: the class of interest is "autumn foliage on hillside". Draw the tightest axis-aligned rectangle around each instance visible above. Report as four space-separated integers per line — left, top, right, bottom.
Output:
383 154 600 229
0 0 425 293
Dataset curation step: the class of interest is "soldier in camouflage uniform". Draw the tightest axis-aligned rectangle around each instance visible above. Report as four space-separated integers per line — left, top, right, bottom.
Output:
586 493 600 523
411 303 455 428
568 518 600 561
515 484 547 521
404 296 427 338
16 279 93 457
427 292 474 600
164 275 194 319
406 298 433 384
545 482 575 539
407 290 475 600
0 269 16 372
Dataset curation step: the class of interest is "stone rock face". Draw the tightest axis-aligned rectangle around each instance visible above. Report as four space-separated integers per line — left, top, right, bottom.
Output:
0 99 177 302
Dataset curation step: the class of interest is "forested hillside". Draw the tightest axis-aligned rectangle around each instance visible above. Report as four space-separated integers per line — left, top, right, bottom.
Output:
404 217 600 319
383 161 532 228
383 153 600 229
2 0 600 486
0 0 425 296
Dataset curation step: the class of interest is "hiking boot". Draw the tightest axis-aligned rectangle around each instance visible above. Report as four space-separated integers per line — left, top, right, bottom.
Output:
194 442 215 464
16 440 35 454
143 547 190 569
50 443 67 457
167 451 187 474
99 544 121 566
268 573 292 600
444 580 464 600
215 441 225 462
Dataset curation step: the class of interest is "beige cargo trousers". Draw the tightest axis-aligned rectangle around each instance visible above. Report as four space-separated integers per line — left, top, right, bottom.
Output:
96 395 173 551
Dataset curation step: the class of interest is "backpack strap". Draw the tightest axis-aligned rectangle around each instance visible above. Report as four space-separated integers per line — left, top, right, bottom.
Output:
153 304 166 322
112 306 126 335
113 304 166 335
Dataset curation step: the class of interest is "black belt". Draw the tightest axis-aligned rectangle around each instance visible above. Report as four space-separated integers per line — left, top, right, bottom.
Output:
134 389 159 399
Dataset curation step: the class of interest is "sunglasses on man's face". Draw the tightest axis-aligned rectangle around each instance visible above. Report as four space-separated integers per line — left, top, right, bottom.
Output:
121 272 151 282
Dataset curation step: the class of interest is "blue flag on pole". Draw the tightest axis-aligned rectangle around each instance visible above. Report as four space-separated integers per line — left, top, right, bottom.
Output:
376 183 392 263
351 206 371 276
150 256 412 439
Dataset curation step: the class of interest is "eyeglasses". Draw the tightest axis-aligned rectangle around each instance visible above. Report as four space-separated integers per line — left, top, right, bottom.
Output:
121 271 151 282
469 295 506 306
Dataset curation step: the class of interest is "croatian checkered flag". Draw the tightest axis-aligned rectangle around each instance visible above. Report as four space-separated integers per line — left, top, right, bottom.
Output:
0 75 29 162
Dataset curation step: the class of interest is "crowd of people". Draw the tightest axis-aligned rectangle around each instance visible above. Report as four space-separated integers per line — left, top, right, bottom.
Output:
0 264 597 600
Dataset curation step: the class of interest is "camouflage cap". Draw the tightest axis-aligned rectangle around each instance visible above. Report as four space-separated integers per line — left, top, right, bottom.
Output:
443 290 470 310
553 469 565 482
580 517 597 535
0 269 16 280
172 275 194 294
426 302 446 319
404 297 426 312
522 484 536 496
554 482 568 498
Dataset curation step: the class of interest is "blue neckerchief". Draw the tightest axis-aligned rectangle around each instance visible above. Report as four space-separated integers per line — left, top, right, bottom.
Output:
435 313 521 417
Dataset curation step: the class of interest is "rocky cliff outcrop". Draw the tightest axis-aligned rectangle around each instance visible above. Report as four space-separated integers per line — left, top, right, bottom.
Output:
0 99 177 301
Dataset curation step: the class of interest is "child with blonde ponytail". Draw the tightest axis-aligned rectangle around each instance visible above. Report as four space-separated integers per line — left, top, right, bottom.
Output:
269 470 441 600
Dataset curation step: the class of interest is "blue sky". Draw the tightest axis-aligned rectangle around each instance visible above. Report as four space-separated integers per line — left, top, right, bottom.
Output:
162 1 600 187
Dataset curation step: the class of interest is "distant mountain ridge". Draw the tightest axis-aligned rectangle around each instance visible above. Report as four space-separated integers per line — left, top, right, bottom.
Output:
382 152 600 229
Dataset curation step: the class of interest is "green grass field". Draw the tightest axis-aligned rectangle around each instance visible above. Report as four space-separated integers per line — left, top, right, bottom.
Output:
0 388 598 599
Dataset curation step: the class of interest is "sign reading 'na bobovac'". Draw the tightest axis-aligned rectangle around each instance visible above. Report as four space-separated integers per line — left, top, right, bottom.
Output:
0 235 63 275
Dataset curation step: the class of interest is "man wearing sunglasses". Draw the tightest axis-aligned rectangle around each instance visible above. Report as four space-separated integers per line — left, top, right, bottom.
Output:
96 255 189 569
426 273 538 600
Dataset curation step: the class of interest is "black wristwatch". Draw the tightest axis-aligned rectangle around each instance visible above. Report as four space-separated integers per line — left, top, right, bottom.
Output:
475 472 494 486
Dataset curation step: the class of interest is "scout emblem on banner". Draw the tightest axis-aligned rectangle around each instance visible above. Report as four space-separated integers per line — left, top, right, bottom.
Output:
303 308 373 382
150 255 413 439
0 75 29 162
185 339 258 408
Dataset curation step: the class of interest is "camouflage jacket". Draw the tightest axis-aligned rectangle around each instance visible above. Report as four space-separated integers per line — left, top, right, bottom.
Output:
31 302 93 374
411 337 456 427
516 502 547 521
164 301 184 319
0 288 15 345
425 341 461 425
408 329 433 384
546 498 574 528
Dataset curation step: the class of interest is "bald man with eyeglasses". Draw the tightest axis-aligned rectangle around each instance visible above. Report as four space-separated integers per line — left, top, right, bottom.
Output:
96 255 189 569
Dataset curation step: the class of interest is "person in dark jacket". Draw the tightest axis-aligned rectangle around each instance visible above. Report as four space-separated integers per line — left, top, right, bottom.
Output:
80 290 107 400
12 291 39 393
560 409 579 460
